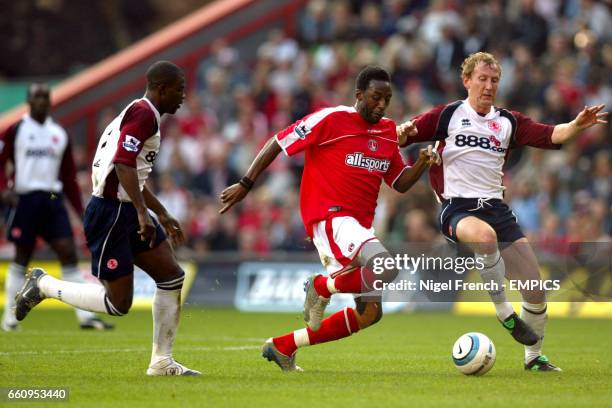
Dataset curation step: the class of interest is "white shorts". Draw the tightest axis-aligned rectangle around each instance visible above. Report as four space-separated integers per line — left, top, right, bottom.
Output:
311 216 378 277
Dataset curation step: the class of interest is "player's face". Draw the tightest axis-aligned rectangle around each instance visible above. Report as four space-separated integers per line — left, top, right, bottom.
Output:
162 74 186 115
27 84 51 121
356 80 392 123
463 62 500 114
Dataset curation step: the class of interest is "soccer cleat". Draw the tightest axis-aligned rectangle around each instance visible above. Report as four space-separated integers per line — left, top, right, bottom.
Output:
79 317 115 331
146 357 201 376
525 355 562 372
1 320 19 332
261 338 303 372
303 275 330 331
499 312 539 346
14 268 47 321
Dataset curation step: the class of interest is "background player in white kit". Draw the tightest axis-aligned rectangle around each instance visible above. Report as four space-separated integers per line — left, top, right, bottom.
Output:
0 83 112 332
398 52 608 371
14 61 199 376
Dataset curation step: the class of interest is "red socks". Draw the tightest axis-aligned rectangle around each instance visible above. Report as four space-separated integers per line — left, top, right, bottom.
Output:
273 332 298 356
272 308 360 356
309 307 359 345
333 269 364 293
333 266 378 293
313 275 332 298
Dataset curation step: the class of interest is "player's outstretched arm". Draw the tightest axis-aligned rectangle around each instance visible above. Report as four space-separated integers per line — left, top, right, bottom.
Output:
142 184 184 247
115 163 156 247
551 104 608 144
394 145 440 193
219 136 282 214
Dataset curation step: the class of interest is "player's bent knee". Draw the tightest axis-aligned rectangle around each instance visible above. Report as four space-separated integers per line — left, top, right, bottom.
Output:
457 218 497 241
114 298 132 316
364 251 399 285
355 302 383 329
156 270 185 291
105 293 133 316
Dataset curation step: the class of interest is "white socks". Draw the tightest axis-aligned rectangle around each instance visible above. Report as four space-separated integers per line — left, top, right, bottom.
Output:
150 285 183 365
326 277 338 295
521 302 547 363
475 250 514 320
2 263 26 326
62 265 97 322
38 274 109 314
293 328 310 350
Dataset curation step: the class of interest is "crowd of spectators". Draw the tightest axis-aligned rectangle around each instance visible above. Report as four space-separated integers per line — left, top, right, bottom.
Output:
140 0 612 257
7 0 612 260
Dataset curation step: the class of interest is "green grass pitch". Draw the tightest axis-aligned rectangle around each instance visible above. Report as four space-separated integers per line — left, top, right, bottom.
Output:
1 308 610 407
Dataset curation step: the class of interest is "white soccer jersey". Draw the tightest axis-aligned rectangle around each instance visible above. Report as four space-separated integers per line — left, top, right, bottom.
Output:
438 101 512 199
91 98 160 201
8 114 68 193
410 99 558 200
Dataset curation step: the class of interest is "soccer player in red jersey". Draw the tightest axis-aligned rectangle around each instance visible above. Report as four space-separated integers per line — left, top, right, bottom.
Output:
397 52 608 372
220 66 440 371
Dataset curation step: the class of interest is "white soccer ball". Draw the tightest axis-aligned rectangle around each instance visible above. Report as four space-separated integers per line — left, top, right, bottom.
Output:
452 332 496 375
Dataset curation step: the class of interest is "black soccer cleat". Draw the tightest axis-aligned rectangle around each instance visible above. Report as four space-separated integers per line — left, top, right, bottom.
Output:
525 355 562 372
14 268 47 321
500 312 539 346
80 317 115 331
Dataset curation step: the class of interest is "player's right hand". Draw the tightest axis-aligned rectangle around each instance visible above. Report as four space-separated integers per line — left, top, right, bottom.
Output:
396 120 418 146
219 183 249 214
137 211 157 248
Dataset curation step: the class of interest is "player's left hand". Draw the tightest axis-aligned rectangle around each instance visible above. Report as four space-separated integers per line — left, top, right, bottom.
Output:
574 104 608 129
158 212 185 247
419 144 441 166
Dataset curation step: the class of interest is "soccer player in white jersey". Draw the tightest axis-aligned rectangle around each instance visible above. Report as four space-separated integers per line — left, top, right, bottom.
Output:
0 83 112 332
220 66 440 371
398 52 608 371
14 61 200 376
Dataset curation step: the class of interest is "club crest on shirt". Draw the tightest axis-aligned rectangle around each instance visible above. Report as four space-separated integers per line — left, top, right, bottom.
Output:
122 135 141 152
488 120 501 133
368 139 378 152
11 227 21 239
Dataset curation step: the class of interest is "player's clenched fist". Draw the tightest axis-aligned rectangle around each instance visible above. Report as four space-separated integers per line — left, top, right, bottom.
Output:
419 144 441 166
219 183 249 214
396 120 418 146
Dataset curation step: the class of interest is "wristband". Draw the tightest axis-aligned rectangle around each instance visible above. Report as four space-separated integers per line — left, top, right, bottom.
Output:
239 176 254 190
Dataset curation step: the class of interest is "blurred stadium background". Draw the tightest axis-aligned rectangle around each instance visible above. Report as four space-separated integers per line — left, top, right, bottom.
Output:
0 0 610 315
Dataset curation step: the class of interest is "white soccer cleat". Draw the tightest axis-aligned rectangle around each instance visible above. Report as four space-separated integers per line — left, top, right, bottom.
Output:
146 357 201 376
303 275 330 331
261 338 303 372
1 319 19 332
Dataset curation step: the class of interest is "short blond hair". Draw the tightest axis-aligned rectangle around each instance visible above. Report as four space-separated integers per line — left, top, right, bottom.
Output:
461 52 501 80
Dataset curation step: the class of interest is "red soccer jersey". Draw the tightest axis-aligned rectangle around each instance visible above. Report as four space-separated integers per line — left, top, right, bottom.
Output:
275 106 408 237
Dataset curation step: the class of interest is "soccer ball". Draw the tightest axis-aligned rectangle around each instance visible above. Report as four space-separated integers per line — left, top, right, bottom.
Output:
452 332 496 375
